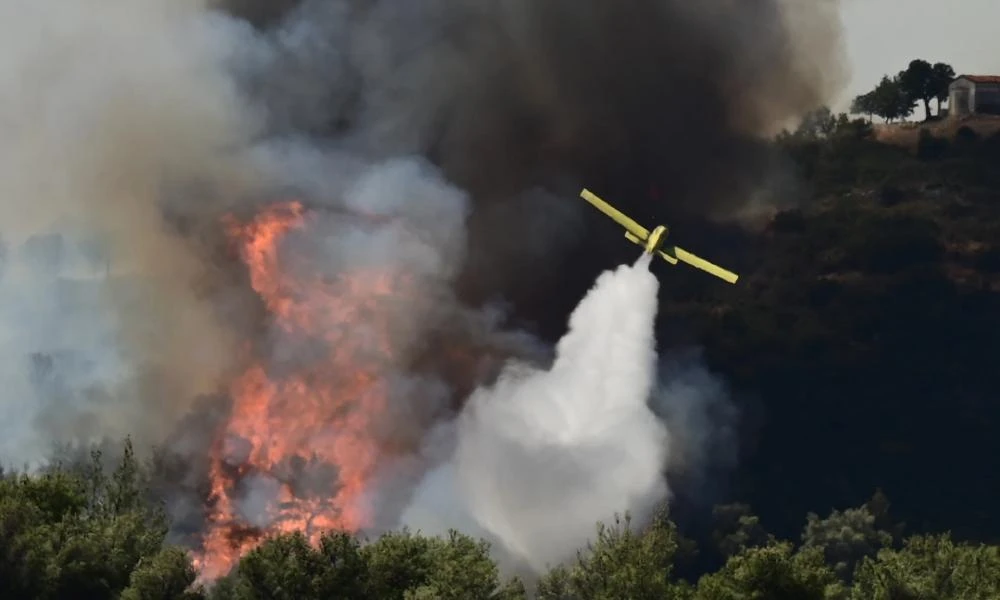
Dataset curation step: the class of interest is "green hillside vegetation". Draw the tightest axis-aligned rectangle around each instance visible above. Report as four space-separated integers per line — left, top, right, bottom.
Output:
676 89 1000 542
4 438 1000 599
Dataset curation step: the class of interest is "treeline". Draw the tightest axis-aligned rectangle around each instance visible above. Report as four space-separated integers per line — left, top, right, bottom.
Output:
3 438 1000 599
784 57 959 130
775 92 1000 188
850 59 955 122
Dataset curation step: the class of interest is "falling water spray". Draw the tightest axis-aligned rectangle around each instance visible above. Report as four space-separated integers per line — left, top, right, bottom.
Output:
402 253 669 574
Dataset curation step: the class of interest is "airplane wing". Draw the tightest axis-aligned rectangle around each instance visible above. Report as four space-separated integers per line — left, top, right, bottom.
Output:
580 188 739 284
661 246 739 284
579 189 649 241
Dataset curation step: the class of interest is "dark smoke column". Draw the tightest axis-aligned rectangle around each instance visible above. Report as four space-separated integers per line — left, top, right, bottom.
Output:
214 0 845 337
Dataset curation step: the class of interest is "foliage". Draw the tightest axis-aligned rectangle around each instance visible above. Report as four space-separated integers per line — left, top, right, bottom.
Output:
121 547 203 600
211 528 525 600
852 534 1000 599
931 62 956 112
694 543 844 600
209 531 368 600
775 107 880 193
800 504 893 582
711 503 774 558
364 529 525 600
896 59 957 119
3 439 1000 599
536 510 684 600
0 437 192 600
916 129 949 159
898 59 937 120
850 92 876 121
850 59 955 121
871 75 914 122
796 106 838 139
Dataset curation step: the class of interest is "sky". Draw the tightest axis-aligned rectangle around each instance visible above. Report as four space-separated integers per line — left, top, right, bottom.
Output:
836 0 1000 118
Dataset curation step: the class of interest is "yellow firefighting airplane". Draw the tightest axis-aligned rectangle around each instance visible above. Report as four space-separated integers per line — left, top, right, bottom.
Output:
579 188 739 284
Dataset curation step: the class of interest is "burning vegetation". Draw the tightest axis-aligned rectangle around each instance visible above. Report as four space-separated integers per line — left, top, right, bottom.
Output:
196 200 420 577
187 181 545 578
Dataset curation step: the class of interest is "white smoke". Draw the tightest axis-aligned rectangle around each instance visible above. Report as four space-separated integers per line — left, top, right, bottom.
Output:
401 255 671 574
0 0 266 467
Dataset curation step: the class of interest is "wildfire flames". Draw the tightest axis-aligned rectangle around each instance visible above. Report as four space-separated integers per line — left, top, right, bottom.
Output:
194 201 410 579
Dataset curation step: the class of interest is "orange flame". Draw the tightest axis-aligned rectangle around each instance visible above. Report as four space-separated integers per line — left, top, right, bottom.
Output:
195 200 408 579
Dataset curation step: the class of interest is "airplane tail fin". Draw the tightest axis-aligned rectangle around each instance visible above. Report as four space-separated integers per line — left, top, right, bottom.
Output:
656 248 679 265
625 231 645 245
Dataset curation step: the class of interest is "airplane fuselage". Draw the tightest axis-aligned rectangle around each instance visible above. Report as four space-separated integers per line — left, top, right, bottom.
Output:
624 224 669 254
644 225 669 254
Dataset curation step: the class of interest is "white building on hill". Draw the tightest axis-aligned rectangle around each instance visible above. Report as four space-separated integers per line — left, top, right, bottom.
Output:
949 75 1000 116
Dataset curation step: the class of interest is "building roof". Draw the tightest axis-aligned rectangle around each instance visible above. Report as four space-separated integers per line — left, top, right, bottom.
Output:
955 75 1000 84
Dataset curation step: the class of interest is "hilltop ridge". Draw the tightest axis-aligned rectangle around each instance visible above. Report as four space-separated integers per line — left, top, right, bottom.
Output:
666 115 1000 542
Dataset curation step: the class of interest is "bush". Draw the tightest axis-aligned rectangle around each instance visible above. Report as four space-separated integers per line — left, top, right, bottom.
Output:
4 443 1000 600
953 126 981 154
0 439 193 600
842 216 943 274
916 129 949 160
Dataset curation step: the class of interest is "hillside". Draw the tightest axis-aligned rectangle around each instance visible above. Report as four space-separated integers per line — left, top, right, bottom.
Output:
669 121 1000 542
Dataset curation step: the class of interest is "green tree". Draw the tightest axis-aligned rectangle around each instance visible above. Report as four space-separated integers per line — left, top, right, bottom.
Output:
214 528 524 600
800 505 893 582
851 533 1000 599
0 439 195 600
410 531 525 600
797 106 837 139
0 472 87 599
121 547 204 600
930 62 956 115
711 503 773 559
695 543 844 600
850 92 876 122
536 510 687 600
362 530 435 599
872 75 913 122
210 531 368 600
899 59 936 120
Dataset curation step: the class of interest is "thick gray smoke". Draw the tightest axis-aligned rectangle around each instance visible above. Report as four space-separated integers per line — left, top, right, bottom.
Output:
401 255 667 574
220 0 846 211
213 0 847 314
0 0 260 467
0 0 844 580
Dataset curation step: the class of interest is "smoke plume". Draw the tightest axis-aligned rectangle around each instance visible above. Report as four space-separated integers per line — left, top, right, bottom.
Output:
212 0 847 315
0 0 263 466
221 0 846 208
0 0 846 580
401 255 667 574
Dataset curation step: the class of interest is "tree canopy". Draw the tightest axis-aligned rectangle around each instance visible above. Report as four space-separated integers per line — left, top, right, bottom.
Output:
851 59 956 121
4 438 1000 599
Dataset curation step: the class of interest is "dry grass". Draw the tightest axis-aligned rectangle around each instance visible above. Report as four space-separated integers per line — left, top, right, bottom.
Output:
873 114 1000 149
